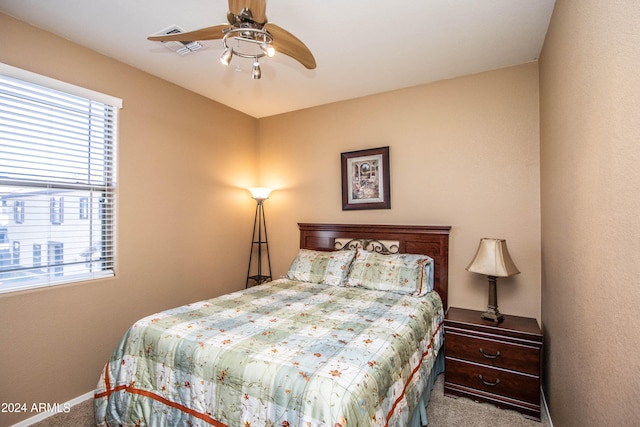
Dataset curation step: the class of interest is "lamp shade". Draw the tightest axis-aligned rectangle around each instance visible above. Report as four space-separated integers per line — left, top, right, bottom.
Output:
466 238 520 278
248 187 272 201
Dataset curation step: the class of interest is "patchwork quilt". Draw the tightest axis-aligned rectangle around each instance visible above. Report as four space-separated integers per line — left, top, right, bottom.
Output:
95 279 444 427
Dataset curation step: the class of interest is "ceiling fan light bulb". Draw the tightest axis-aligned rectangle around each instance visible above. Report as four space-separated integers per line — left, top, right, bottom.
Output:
252 61 262 79
220 48 233 66
263 43 275 57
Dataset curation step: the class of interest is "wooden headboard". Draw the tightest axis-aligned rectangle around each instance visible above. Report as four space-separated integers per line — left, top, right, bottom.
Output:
298 223 451 309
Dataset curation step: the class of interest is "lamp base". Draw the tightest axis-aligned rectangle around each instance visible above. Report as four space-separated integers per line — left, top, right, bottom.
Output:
481 307 504 323
481 276 504 323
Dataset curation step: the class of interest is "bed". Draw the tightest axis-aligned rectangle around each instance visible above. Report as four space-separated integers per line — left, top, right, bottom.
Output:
95 223 450 427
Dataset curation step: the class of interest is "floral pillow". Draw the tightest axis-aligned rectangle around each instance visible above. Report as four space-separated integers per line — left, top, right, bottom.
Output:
286 249 357 286
346 250 434 296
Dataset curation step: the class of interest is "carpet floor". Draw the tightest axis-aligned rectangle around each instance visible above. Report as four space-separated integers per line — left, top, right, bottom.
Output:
29 374 551 426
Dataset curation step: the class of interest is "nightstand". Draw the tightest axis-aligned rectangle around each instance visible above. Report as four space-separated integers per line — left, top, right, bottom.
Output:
444 307 543 421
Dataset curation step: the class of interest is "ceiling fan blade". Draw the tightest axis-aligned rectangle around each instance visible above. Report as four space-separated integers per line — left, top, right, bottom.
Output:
148 24 231 42
264 23 316 70
228 0 267 24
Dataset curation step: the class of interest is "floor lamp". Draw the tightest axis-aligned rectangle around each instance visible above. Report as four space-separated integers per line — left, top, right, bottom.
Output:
246 187 272 288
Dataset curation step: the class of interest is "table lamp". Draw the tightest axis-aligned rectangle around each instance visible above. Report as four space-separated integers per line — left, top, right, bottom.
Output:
466 238 520 323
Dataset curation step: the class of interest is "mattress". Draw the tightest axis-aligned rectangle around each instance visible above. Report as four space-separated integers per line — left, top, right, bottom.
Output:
95 278 444 426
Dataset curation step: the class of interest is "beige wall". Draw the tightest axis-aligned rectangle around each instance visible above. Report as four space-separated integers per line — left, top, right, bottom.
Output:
0 14 258 426
258 62 542 321
1 10 545 427
539 0 640 424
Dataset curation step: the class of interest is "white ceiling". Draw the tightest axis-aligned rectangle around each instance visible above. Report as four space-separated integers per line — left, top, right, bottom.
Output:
0 0 555 118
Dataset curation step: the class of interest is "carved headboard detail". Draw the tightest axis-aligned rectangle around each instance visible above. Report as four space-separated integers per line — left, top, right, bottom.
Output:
334 238 400 254
298 223 451 309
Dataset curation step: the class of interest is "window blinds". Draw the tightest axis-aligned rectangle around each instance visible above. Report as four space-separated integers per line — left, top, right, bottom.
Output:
0 71 118 293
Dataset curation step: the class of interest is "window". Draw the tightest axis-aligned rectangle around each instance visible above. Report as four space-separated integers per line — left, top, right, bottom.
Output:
0 65 120 293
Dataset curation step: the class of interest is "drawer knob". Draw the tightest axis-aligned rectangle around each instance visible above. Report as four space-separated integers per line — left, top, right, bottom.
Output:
479 347 501 359
478 374 501 387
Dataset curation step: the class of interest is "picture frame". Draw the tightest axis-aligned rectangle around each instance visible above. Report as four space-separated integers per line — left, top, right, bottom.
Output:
341 146 390 210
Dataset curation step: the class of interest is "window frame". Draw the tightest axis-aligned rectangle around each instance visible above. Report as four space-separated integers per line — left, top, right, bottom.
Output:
0 63 121 294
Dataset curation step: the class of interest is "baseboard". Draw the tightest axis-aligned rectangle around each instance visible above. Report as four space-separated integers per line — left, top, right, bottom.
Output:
10 391 94 427
541 386 553 427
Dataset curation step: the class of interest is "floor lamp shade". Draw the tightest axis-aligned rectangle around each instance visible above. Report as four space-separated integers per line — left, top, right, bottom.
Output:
466 238 520 322
248 187 272 202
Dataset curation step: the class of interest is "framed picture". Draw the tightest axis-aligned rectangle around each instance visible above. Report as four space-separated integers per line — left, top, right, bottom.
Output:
341 146 390 210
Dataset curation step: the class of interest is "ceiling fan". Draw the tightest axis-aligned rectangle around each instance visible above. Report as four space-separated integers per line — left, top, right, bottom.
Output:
148 0 316 79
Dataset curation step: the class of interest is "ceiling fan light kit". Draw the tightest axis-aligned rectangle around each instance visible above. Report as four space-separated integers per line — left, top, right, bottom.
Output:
147 0 316 80
218 27 274 79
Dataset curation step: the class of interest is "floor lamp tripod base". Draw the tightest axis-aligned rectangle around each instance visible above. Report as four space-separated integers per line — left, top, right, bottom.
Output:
246 198 272 288
481 276 504 323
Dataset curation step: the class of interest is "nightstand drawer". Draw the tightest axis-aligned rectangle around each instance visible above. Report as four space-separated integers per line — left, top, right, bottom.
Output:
446 330 540 375
446 358 540 404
